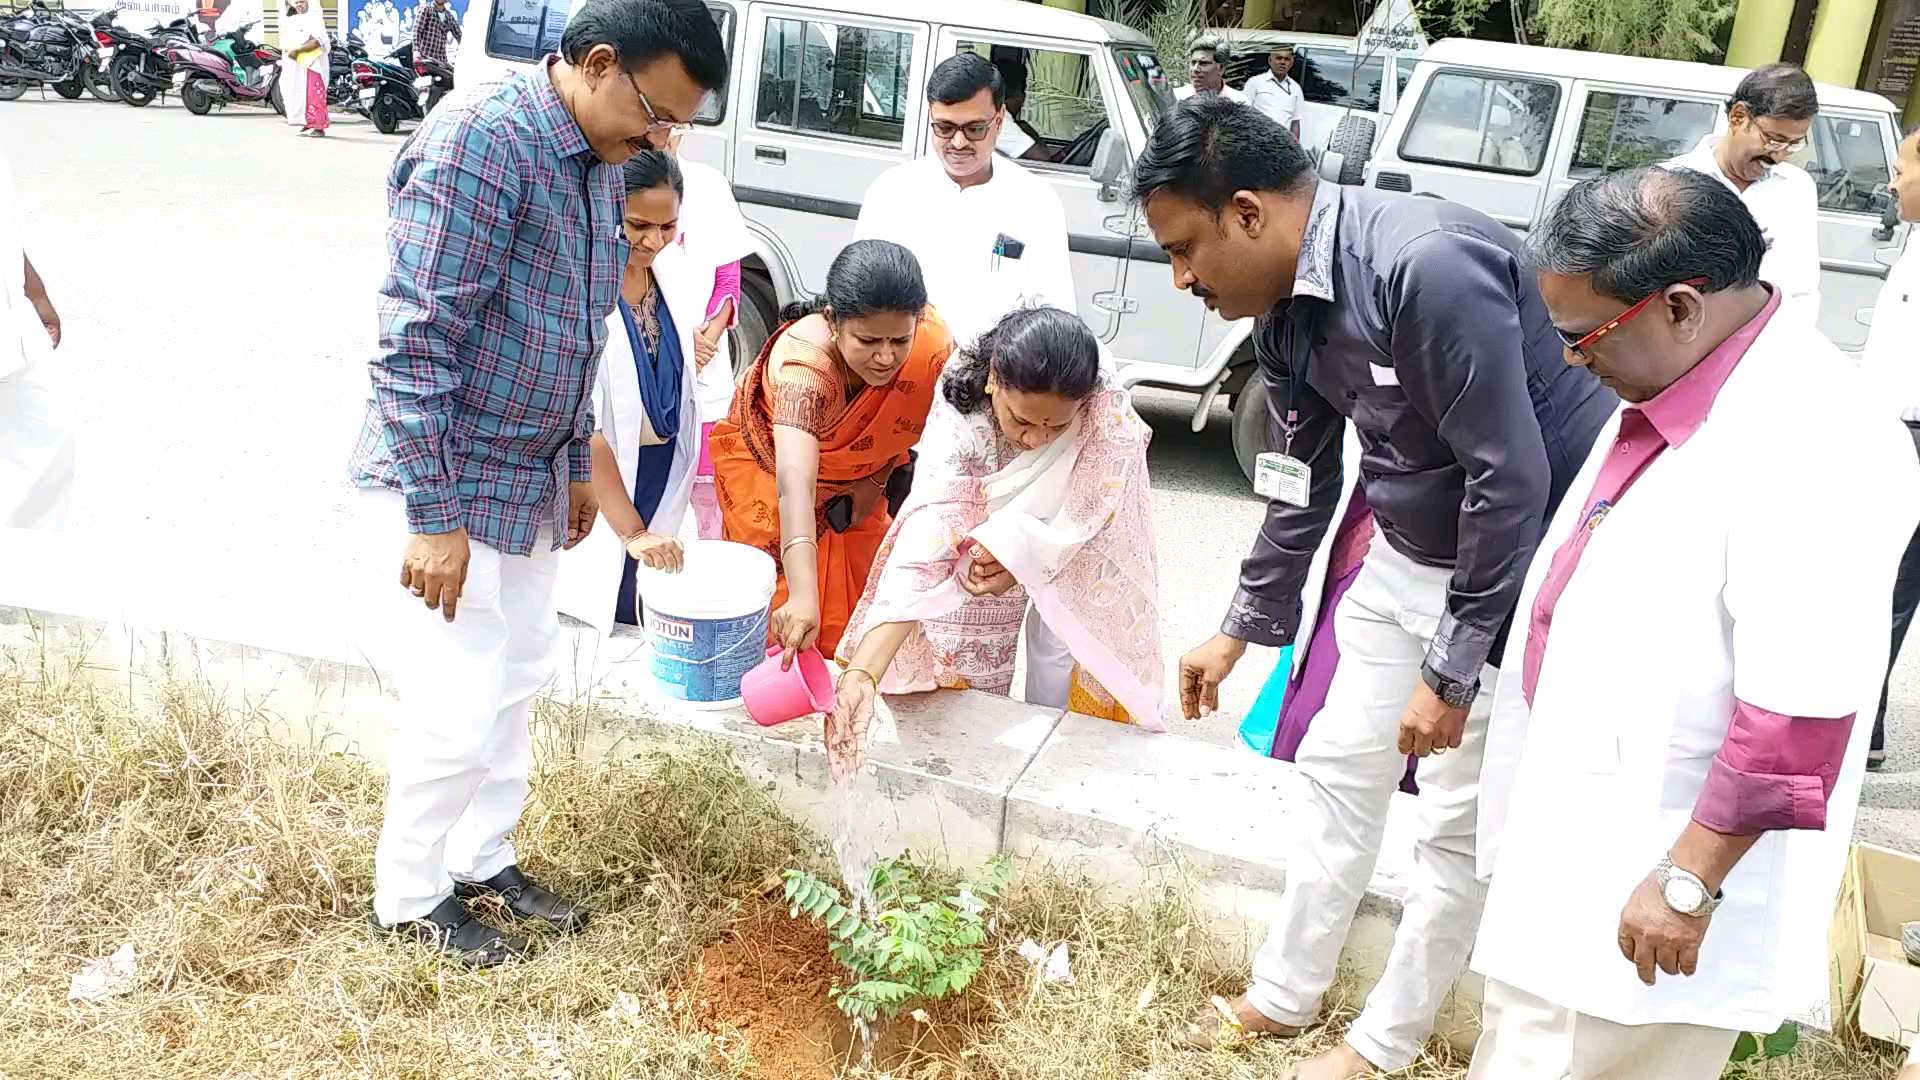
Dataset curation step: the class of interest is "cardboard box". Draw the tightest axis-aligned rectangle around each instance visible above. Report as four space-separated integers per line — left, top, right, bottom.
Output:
1832 842 1920 1047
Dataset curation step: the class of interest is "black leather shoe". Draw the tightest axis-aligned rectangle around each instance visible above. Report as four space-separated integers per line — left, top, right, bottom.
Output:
374 895 527 967
453 865 589 934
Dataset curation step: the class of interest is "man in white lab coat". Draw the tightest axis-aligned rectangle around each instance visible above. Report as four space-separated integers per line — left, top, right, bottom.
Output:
1470 165 1918 1079
1663 64 1822 326
854 52 1076 348
1865 122 1920 771
0 146 74 530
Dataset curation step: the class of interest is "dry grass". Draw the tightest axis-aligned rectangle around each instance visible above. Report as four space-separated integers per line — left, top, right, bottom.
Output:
0 650 809 1079
0 645 1907 1080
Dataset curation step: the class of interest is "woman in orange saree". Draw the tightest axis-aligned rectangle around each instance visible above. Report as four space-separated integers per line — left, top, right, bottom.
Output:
710 240 954 659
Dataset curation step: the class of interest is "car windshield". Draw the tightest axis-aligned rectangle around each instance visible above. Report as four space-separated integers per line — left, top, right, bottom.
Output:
1112 45 1173 133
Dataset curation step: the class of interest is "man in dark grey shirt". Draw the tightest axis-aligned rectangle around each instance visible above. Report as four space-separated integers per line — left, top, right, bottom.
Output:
1136 98 1613 1079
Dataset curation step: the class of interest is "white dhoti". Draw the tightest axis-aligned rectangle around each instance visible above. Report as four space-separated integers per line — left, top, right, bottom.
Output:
0 357 75 529
1466 979 1739 1080
355 489 561 926
1247 539 1494 1071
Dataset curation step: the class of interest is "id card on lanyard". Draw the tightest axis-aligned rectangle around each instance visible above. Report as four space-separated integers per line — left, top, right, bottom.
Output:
1252 311 1316 508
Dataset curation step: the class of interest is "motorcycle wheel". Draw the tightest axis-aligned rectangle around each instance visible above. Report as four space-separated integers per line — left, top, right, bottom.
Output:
425 82 445 113
180 76 214 116
111 55 156 108
52 77 85 100
84 63 118 101
372 89 402 134
0 79 24 103
269 78 283 117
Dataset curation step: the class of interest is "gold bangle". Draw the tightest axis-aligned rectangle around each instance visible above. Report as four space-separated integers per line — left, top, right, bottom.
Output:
782 536 818 555
842 666 879 689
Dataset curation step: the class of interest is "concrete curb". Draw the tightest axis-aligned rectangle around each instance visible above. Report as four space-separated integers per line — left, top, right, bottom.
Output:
0 601 1480 1049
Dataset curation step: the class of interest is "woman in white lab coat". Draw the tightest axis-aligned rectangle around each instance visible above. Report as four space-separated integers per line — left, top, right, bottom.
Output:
554 151 709 634
666 133 757 539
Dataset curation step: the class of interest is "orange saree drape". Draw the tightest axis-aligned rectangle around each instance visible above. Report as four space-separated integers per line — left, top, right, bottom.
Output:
710 307 953 658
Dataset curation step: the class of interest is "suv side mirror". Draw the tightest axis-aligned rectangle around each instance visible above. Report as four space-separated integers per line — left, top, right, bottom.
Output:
1092 129 1130 203
1872 191 1900 243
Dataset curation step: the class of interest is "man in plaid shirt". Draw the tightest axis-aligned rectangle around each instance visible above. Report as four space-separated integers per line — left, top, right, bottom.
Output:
411 0 460 66
349 0 726 966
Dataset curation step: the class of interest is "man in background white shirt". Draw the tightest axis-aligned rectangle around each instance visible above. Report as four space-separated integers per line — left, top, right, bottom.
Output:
0 146 74 530
1663 63 1822 326
1173 33 1247 105
989 52 1054 164
1864 122 1920 771
1242 43 1303 139
855 53 1076 348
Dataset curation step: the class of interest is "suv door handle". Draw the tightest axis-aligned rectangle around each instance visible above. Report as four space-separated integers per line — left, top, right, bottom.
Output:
755 146 786 164
1092 291 1139 314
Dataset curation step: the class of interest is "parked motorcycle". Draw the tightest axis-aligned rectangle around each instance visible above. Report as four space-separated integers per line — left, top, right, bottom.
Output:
0 0 107 102
81 10 121 101
169 21 282 117
353 42 421 134
107 15 200 108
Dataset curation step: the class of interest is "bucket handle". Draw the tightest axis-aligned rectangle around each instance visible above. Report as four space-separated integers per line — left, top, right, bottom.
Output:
652 609 771 668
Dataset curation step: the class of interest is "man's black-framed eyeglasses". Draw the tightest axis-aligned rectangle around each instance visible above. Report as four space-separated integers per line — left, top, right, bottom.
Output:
931 118 996 142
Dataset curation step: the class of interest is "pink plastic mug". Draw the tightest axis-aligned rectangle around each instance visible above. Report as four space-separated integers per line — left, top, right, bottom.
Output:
741 645 836 726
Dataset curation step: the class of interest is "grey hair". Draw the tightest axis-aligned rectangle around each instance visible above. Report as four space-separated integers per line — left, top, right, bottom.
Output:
1188 32 1232 64
1525 166 1765 304
1729 62 1818 121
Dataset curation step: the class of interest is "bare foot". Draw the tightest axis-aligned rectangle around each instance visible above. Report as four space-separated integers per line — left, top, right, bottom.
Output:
1174 993 1304 1050
1286 1042 1376 1080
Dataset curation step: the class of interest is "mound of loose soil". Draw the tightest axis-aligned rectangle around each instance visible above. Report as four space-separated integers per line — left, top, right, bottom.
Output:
690 902 846 1079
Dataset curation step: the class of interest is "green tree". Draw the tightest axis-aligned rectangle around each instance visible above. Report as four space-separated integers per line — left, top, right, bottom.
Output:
1530 0 1735 61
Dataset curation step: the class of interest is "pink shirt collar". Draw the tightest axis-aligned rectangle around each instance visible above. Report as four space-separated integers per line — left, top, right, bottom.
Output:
1636 286 1780 448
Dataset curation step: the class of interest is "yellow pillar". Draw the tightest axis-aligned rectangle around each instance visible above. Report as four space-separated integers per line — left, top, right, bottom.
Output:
1725 0 1794 69
1242 0 1276 30
1805 0 1877 87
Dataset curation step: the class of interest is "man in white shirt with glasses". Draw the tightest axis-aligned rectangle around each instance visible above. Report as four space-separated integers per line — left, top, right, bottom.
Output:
854 52 1076 348
1664 63 1822 326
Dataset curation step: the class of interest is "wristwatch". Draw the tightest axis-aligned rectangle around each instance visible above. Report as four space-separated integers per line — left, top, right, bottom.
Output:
1654 858 1723 917
1420 663 1479 709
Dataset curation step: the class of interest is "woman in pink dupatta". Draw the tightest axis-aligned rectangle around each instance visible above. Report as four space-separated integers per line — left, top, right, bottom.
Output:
826 307 1162 779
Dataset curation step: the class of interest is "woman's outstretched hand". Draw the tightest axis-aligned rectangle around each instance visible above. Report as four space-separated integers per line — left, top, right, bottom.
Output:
825 670 876 783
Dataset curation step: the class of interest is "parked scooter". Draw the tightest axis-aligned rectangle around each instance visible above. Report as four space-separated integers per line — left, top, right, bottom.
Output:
169 21 282 117
352 41 422 134
107 15 200 108
413 53 452 113
0 0 107 102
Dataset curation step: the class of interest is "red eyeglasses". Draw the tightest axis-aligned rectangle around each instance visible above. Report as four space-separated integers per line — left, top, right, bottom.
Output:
1557 277 1709 360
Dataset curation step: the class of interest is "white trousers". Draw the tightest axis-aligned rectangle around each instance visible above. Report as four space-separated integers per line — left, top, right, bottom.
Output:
0 358 74 529
1466 979 1739 1080
1248 540 1494 1071
1023 603 1073 709
358 491 562 926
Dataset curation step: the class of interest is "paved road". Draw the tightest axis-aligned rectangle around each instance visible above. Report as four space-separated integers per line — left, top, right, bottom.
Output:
6 97 1918 847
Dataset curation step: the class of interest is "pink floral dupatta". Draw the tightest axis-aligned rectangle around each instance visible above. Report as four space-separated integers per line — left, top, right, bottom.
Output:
840 375 1165 730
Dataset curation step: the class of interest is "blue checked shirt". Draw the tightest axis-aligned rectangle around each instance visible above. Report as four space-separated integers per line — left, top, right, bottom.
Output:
348 58 627 556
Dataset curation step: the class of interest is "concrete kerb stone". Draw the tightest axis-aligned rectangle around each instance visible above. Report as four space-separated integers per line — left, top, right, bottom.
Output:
0 600 1466 1042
